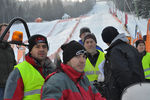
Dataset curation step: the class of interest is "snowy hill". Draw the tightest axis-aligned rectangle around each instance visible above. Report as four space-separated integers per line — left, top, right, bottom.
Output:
9 1 148 61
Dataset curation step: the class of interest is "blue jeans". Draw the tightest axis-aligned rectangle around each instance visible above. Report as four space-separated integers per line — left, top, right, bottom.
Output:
0 88 4 100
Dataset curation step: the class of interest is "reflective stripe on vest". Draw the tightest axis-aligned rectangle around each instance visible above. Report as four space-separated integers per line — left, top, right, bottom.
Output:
14 61 44 100
96 71 101 75
145 74 150 78
144 68 150 78
85 71 101 75
142 53 150 79
144 68 150 72
24 89 41 96
84 50 105 82
85 71 94 75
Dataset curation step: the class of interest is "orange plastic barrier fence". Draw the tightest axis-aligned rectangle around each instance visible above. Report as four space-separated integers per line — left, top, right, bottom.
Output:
146 19 150 52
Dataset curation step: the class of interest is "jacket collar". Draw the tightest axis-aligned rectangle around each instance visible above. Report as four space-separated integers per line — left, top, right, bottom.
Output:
106 33 129 51
61 63 84 83
25 53 41 68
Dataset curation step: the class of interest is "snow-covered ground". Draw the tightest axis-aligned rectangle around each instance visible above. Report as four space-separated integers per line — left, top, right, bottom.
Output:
9 1 148 61
116 9 148 39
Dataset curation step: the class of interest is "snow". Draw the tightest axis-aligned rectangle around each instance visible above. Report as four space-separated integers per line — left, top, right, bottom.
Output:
116 10 148 38
9 1 148 61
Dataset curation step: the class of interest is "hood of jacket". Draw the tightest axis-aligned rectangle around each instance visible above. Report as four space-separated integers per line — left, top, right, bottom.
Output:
106 33 129 51
111 33 129 45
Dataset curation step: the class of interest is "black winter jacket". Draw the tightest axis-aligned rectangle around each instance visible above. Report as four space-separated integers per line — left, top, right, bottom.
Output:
0 41 16 88
103 34 145 100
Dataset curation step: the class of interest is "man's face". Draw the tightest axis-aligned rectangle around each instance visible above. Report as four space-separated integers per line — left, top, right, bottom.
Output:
30 43 48 62
136 43 145 53
67 54 86 72
0 26 10 41
84 38 96 53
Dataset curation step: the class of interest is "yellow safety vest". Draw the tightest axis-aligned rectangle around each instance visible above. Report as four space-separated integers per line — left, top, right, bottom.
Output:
84 50 105 82
142 52 150 79
14 61 44 100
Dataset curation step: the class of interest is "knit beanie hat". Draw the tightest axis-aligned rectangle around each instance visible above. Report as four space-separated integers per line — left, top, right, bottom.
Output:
101 26 119 44
83 33 97 44
135 39 145 47
28 34 49 52
61 40 86 64
80 27 91 37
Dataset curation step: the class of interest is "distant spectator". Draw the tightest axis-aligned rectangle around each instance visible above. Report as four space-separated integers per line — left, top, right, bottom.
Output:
79 27 103 52
79 27 91 45
135 39 146 60
135 39 150 82
83 33 105 84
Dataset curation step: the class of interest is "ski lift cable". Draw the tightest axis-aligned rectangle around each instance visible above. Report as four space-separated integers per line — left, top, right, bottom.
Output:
124 0 142 33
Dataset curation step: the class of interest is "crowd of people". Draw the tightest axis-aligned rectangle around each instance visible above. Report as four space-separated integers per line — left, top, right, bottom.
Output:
0 23 149 100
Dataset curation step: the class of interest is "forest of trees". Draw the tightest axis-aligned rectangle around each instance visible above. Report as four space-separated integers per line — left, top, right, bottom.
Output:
1 0 149 23
110 0 150 19
0 0 96 23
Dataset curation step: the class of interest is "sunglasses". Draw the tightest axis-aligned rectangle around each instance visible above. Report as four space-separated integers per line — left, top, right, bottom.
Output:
76 49 87 56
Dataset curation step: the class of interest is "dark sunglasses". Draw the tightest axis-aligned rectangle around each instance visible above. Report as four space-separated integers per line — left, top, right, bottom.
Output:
76 49 87 56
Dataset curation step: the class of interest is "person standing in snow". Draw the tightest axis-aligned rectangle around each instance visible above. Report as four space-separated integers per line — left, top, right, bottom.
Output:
4 34 56 100
79 27 103 52
0 23 16 100
41 40 106 100
101 26 145 100
78 27 91 45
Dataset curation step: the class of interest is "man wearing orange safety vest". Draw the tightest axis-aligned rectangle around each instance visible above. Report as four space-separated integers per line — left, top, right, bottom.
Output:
83 34 105 83
4 34 56 100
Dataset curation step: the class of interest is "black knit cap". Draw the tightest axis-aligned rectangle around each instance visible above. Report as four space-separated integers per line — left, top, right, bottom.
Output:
135 39 145 47
101 26 119 44
80 27 91 37
61 40 86 64
83 33 97 44
28 34 49 52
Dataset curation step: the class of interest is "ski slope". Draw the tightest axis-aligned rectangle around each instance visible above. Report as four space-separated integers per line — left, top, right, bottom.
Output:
9 1 136 61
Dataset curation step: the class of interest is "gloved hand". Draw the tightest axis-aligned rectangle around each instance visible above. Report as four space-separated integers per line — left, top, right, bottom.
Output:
98 60 105 82
98 73 104 82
